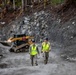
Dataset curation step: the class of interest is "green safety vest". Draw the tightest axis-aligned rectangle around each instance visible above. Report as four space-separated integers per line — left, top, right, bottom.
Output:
30 45 38 55
42 42 50 52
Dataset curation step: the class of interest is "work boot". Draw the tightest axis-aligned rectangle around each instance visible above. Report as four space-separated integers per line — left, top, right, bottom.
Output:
35 61 38 66
44 60 47 64
43 55 44 57
32 63 34 66
36 63 38 66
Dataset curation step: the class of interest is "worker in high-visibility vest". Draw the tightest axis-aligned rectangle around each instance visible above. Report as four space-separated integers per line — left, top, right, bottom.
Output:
41 37 51 64
29 39 39 66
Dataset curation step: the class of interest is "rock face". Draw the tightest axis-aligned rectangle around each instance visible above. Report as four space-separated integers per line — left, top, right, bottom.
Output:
0 10 76 59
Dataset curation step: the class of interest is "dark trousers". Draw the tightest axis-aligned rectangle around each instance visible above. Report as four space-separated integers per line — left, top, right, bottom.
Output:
43 52 49 64
30 55 38 66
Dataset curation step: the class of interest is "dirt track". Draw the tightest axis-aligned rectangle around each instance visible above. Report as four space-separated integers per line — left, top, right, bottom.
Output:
0 43 76 75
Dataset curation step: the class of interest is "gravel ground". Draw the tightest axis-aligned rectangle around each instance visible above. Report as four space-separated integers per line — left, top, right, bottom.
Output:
0 43 76 75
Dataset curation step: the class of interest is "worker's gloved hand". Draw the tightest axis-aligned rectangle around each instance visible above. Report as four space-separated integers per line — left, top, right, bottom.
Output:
49 49 51 52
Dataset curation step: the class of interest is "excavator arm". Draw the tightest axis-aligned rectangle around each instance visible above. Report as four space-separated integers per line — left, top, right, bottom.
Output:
7 36 33 42
0 36 33 46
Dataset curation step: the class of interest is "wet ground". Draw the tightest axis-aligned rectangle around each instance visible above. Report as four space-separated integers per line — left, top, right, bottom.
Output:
0 43 76 75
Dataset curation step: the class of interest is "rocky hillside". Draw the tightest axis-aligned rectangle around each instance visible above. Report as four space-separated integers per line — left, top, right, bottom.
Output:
0 4 76 61
0 1 76 75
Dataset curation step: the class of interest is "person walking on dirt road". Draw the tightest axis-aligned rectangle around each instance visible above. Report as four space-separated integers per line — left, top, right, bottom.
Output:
29 39 39 66
41 38 51 64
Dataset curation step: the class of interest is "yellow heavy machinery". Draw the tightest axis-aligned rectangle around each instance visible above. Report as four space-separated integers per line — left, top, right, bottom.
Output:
0 34 33 52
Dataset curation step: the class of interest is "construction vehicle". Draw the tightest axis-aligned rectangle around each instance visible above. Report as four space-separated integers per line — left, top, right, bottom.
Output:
0 34 33 53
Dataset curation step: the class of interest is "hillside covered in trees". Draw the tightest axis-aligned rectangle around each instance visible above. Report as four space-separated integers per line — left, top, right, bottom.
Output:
0 0 76 25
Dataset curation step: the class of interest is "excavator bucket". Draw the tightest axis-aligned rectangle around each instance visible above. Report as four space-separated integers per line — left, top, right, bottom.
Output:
0 41 11 46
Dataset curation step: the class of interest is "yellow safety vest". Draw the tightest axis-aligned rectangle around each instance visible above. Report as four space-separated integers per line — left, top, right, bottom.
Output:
30 45 38 55
42 42 50 52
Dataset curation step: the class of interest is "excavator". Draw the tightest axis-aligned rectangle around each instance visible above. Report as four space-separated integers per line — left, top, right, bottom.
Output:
0 34 33 53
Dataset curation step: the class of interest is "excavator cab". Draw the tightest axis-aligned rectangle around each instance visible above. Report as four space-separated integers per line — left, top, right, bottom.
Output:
13 34 27 46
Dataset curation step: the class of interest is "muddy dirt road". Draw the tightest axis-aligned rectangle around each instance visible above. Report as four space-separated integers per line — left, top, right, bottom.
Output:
0 43 76 75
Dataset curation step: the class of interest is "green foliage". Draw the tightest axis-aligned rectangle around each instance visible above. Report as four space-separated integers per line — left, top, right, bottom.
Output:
51 0 64 5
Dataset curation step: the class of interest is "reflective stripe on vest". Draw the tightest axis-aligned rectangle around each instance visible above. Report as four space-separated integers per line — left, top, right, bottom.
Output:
30 45 38 55
42 42 50 52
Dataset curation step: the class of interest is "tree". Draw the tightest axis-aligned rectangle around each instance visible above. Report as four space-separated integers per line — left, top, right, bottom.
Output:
10 0 13 4
13 0 15 9
22 0 24 11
